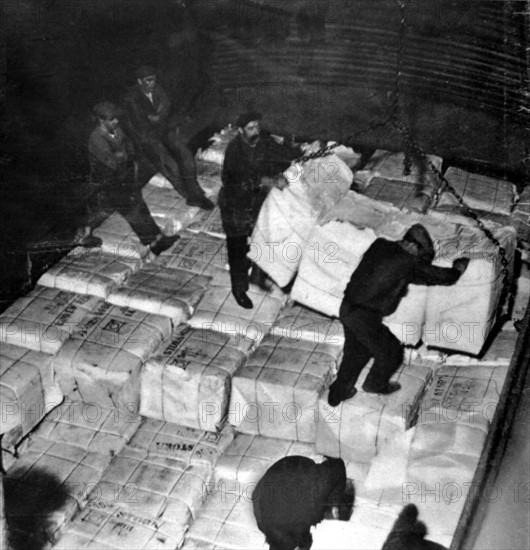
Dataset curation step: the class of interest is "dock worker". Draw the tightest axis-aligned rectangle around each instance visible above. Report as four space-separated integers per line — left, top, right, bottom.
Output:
86 101 178 256
123 65 214 211
328 223 470 406
253 455 353 550
219 110 303 309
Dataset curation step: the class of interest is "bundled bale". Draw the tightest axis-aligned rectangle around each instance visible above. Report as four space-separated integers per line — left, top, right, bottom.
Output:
156 231 228 278
251 154 353 287
182 482 266 550
0 286 101 354
37 247 140 299
270 302 345 347
363 177 430 212
141 183 200 236
140 325 252 431
188 270 287 347
290 221 426 345
93 212 148 261
424 225 517 355
4 437 114 544
316 363 432 463
435 167 516 216
0 344 63 467
53 301 171 410
187 207 226 239
353 149 443 191
58 446 211 549
34 400 140 457
214 433 323 485
107 265 211 324
126 418 234 473
229 334 341 442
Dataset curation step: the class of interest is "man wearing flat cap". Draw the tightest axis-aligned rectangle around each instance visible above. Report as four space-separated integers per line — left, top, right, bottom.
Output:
86 101 179 256
328 223 470 406
220 110 302 309
124 65 214 210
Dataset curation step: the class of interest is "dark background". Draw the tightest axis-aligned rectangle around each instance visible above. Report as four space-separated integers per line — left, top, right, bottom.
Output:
1 0 529 309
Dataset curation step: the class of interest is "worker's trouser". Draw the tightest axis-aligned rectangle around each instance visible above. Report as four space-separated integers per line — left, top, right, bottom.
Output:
333 303 403 395
226 235 251 293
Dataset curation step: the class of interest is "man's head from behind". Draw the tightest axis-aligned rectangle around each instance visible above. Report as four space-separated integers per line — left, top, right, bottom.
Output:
402 224 435 262
92 101 121 132
237 110 262 146
136 65 157 93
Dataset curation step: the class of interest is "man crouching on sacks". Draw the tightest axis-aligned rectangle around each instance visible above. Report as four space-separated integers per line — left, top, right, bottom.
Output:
219 110 305 309
328 224 470 407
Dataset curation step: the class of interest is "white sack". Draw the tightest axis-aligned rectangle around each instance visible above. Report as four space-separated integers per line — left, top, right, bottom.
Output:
0 344 63 450
363 177 430 212
38 247 140 299
34 400 139 456
141 325 251 431
93 212 148 260
196 159 223 199
316 364 432 463
229 334 340 442
157 230 228 278
512 260 530 323
188 270 287 347
0 286 101 354
107 264 211 324
53 302 171 409
512 185 530 243
251 154 353 287
6 437 114 543
424 226 517 354
436 167 516 215
195 126 238 166
141 183 200 236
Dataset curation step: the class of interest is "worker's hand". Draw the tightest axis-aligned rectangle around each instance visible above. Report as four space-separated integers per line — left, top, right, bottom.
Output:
453 257 470 274
301 140 325 155
274 175 289 190
270 134 285 145
148 114 161 123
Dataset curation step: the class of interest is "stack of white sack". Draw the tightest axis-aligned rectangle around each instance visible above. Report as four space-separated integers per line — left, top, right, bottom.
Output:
93 212 149 260
195 125 238 166
53 301 171 410
156 230 228 278
353 149 443 193
141 325 252 431
423 225 517 354
229 334 341 443
37 247 141 299
188 270 287 348
107 264 211 324
187 207 226 239
271 302 345 348
5 437 116 545
316 362 433 463
55 446 210 550
434 167 517 217
0 344 64 470
290 221 427 345
251 154 353 287
125 418 234 474
34 400 140 456
141 183 200 236
214 433 323 485
0 286 101 354
182 479 267 550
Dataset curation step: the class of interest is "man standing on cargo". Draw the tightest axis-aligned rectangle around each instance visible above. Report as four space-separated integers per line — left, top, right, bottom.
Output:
328 224 470 406
219 110 302 309
124 65 214 211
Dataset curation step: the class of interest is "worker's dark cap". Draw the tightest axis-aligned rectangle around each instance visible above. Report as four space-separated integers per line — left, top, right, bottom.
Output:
135 65 157 80
236 110 262 129
403 224 435 258
92 101 122 120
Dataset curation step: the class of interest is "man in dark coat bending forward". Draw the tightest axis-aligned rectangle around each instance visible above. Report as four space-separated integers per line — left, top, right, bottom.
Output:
220 110 302 309
328 224 470 406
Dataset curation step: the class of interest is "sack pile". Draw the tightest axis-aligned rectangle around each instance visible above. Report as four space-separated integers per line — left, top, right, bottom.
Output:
141 325 252 431
93 212 148 260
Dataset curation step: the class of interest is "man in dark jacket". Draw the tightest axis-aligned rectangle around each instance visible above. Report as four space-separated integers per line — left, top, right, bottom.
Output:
86 101 178 256
328 224 469 406
220 110 301 309
253 456 353 550
123 65 214 210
